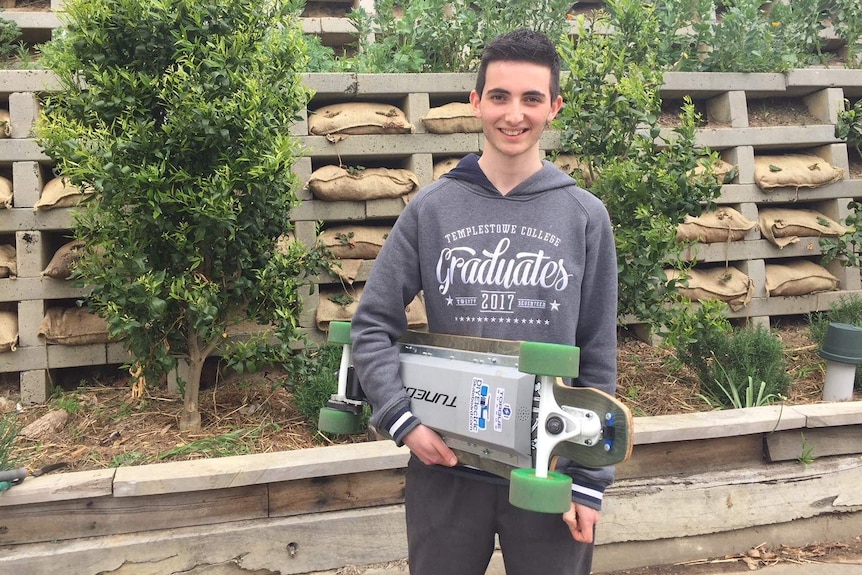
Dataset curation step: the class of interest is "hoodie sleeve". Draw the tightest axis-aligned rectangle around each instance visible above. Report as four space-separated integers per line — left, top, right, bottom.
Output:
349 200 424 445
563 193 619 510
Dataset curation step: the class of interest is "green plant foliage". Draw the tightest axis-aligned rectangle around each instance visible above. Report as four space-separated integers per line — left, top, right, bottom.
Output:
0 412 20 471
36 0 331 431
0 15 20 62
345 0 573 73
832 0 862 67
652 0 838 72
820 200 862 268
555 0 723 329
836 98 862 159
677 324 791 408
285 342 343 424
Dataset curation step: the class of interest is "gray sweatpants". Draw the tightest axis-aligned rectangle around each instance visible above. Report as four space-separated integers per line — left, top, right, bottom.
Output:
405 456 594 575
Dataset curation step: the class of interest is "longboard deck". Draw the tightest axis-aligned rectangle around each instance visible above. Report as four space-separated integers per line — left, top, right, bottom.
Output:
398 330 633 470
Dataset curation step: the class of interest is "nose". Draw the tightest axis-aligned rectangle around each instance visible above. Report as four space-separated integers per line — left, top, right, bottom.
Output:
505 102 524 124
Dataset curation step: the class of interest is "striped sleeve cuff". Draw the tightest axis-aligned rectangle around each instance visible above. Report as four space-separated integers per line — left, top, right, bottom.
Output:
387 406 420 446
571 481 605 511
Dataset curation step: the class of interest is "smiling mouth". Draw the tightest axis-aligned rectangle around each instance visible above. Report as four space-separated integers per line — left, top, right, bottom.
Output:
500 128 527 136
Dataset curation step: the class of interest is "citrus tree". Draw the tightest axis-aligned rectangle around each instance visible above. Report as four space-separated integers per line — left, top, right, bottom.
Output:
36 0 328 431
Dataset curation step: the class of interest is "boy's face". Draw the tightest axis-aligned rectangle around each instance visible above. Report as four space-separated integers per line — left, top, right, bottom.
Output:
469 60 563 164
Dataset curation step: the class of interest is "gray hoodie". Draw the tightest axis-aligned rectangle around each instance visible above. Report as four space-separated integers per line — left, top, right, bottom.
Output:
350 154 618 510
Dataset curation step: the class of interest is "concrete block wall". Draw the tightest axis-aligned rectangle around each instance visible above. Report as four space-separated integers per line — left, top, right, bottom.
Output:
1 6 862 398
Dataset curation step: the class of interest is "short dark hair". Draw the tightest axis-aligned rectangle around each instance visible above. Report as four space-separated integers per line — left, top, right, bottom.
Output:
475 29 562 101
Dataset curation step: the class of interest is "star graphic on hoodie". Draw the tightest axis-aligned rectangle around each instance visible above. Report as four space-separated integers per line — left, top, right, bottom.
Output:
550 300 561 311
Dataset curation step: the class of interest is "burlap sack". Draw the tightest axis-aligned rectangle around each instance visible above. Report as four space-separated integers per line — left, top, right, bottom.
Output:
666 266 754 311
692 157 736 184
421 102 481 134
38 306 112 345
0 176 11 208
34 177 93 211
308 103 414 136
307 165 419 201
433 157 462 181
758 208 846 248
0 244 16 278
754 154 844 190
316 285 427 332
0 310 18 352
320 225 391 259
553 154 593 187
676 207 756 243
42 239 86 279
765 260 839 296
0 110 9 138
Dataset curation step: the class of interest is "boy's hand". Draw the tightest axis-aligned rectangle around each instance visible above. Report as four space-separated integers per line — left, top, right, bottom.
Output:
403 424 458 467
563 502 599 543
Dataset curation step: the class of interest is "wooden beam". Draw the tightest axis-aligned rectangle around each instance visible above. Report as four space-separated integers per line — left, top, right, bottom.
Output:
270 468 406 517
0 485 268 546
617 434 765 480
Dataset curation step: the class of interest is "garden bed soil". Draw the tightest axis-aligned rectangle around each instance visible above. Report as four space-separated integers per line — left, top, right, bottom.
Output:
0 316 841 474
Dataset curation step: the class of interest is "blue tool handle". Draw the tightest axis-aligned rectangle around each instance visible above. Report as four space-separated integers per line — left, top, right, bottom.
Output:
0 468 27 483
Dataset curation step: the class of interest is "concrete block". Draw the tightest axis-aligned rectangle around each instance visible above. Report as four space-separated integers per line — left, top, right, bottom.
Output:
17 299 44 348
293 219 319 247
0 139 50 162
407 153 433 187
9 93 40 139
804 88 844 124
737 202 761 240
293 157 314 201
167 355 192 394
292 199 366 222
365 198 405 219
662 72 785 99
358 73 475 97
107 343 130 365
707 90 748 128
403 93 431 133
20 369 51 404
301 133 481 157
11 161 42 207
15 230 49 277
290 107 309 137
737 259 766 299
812 142 850 174
724 146 755 185
46 342 108 368
302 73 358 97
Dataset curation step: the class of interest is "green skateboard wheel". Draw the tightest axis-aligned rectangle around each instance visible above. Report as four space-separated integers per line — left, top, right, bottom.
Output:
318 406 362 435
518 341 580 379
508 468 572 514
328 321 353 345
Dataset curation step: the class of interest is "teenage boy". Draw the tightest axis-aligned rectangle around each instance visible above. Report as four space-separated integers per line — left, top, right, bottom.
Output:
349 28 618 575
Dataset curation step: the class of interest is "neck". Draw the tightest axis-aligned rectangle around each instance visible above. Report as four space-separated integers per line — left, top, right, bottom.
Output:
478 153 543 195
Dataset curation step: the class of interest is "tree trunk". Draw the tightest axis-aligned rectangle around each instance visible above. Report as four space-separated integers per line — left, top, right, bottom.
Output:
178 336 207 432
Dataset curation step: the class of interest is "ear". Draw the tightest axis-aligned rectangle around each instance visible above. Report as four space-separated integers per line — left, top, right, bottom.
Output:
469 90 482 118
547 95 563 122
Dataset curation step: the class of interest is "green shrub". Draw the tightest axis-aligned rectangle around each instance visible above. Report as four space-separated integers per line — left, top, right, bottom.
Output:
0 412 20 471
555 0 723 330
677 324 790 408
0 16 20 62
284 343 355 426
344 0 572 73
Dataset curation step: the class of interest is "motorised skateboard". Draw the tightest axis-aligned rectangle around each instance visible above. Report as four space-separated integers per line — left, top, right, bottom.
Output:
319 321 633 514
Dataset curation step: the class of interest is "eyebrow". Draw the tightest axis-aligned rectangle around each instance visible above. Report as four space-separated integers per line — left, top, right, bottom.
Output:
485 88 548 99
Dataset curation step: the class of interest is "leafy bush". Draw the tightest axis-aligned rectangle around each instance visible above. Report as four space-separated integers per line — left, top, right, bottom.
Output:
344 0 573 73
676 324 791 408
555 0 723 329
0 15 20 62
36 0 330 431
